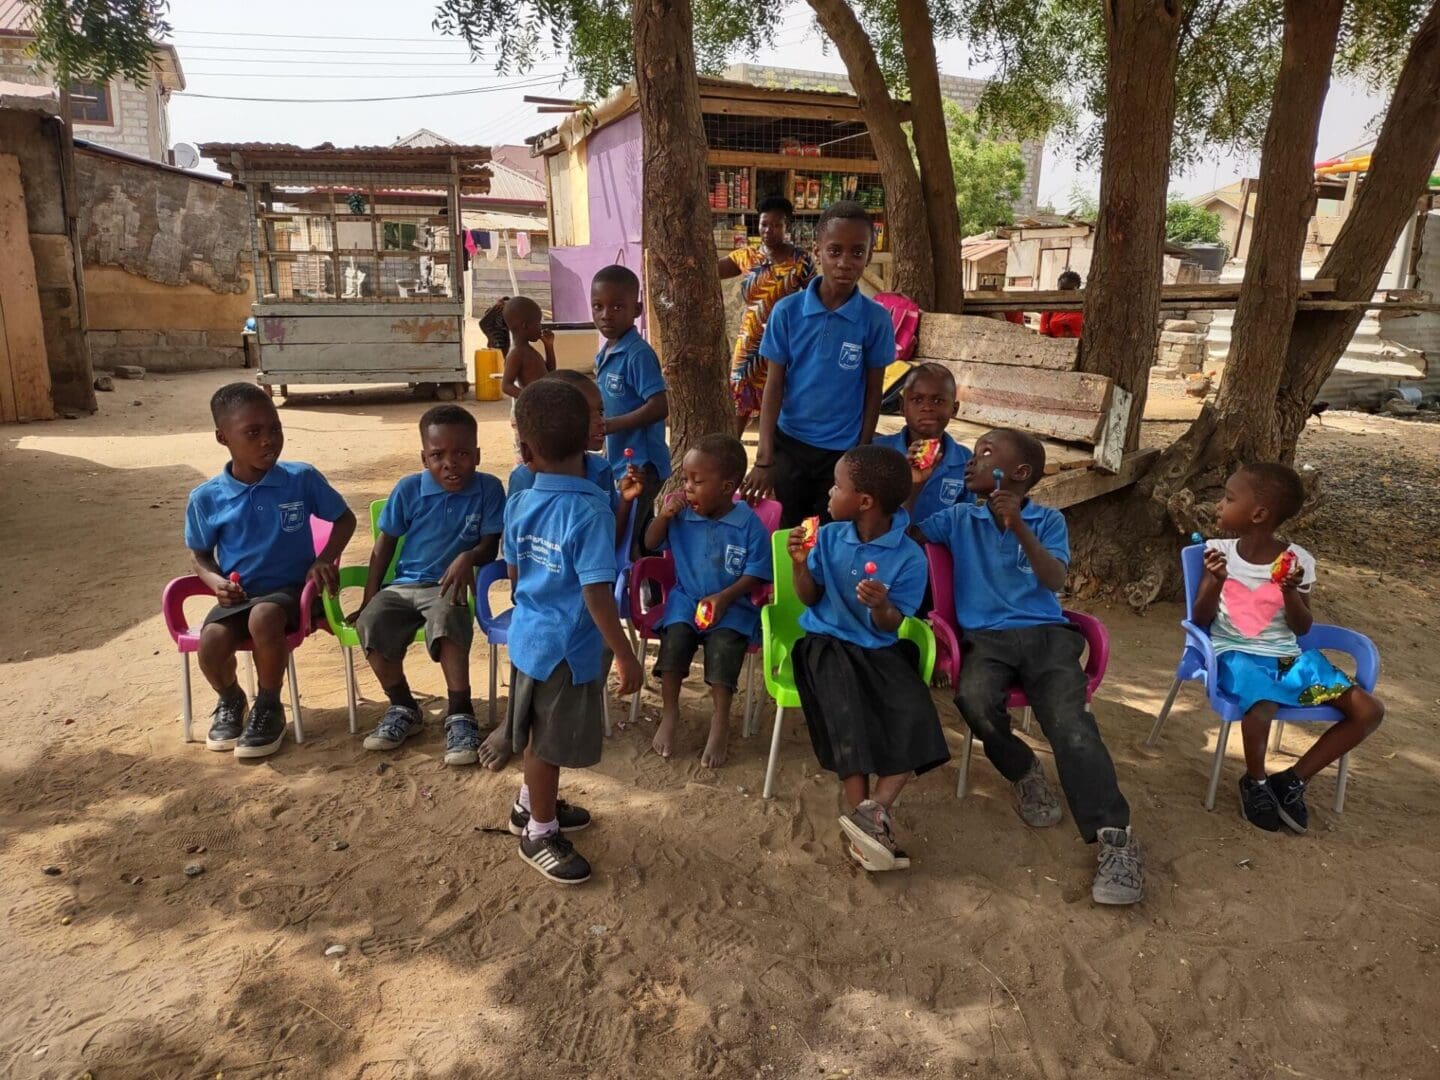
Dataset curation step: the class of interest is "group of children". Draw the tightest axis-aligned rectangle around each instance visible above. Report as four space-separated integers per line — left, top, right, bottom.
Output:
185 200 1383 899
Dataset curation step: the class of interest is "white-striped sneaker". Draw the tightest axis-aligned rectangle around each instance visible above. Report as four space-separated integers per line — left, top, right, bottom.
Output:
518 831 592 884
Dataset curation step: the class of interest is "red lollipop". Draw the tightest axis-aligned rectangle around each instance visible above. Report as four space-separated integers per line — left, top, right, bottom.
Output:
228 571 242 585
864 561 877 575
624 447 634 458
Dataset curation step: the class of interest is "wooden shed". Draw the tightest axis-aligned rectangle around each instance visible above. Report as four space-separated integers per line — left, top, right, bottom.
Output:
200 142 491 398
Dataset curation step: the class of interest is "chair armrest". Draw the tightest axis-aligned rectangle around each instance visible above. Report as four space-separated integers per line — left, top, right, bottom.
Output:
1297 623 1381 690
162 575 216 642
1180 619 1218 688
321 565 369 634
900 616 936 682
927 610 962 686
1064 609 1110 687
474 560 509 630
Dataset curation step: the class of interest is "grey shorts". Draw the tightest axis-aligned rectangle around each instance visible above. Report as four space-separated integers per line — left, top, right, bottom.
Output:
654 623 749 690
508 662 604 769
203 585 305 635
355 583 474 662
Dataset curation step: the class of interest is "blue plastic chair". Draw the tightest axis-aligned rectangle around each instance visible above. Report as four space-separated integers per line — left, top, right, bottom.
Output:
1146 544 1380 812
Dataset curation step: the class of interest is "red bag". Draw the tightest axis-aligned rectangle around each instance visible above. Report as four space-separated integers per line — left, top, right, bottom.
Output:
875 292 920 362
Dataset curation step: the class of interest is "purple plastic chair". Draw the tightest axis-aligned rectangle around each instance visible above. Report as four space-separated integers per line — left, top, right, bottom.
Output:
925 543 1111 798
1146 543 1380 812
162 516 334 744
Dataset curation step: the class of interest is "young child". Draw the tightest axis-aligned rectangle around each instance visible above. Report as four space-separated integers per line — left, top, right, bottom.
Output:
184 382 356 759
874 362 974 522
787 445 949 871
354 405 505 765
1039 270 1083 339
916 428 1143 905
1193 463 1384 834
504 379 642 884
742 201 896 527
500 296 555 402
591 264 669 551
643 433 773 767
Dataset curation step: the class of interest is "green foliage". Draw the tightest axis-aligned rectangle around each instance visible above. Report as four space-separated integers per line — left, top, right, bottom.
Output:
1066 185 1099 220
1164 194 1223 245
943 102 1025 236
27 0 170 87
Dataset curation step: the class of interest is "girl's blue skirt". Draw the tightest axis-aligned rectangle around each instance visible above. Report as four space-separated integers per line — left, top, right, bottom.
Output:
1216 649 1353 713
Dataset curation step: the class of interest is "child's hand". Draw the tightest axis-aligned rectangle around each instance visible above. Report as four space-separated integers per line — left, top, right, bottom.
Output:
618 464 647 504
439 552 476 606
540 329 555 347
215 577 247 607
907 441 937 487
856 578 890 609
612 650 642 696
1202 548 1228 581
786 525 811 565
657 490 687 519
989 489 1023 531
1278 562 1304 592
741 463 775 503
698 592 731 624
307 559 339 595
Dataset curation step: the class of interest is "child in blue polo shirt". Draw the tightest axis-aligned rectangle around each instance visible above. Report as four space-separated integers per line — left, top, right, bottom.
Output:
742 201 896 528
644 433 772 768
505 379 642 885
592 264 669 553
916 427 1143 905
185 382 356 759
354 405 505 766
787 444 948 872
874 362 974 523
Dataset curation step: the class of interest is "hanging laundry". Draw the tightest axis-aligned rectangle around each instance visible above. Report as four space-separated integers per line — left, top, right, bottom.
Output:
464 230 478 256
515 231 531 259
485 229 503 260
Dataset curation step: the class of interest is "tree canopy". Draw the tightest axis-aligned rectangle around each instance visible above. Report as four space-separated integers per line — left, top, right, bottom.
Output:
944 102 1025 237
27 0 170 86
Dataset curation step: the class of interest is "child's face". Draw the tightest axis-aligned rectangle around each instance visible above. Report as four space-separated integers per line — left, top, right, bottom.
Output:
967 432 1029 494
591 282 641 342
421 423 479 492
1216 471 1269 532
217 401 284 479
901 373 958 439
577 383 605 452
826 458 870 522
814 218 873 291
680 449 736 517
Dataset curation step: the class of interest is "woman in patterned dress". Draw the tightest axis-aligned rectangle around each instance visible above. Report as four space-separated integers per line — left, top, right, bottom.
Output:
718 195 816 437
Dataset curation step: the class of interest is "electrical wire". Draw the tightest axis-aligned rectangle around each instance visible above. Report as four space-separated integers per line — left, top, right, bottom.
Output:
183 71 559 79
176 75 564 103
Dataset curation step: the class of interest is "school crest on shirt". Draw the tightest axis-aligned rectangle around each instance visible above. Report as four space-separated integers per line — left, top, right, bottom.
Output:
604 371 624 394
940 477 965 504
461 512 484 540
724 544 747 576
837 341 862 371
1016 547 1035 575
278 500 306 533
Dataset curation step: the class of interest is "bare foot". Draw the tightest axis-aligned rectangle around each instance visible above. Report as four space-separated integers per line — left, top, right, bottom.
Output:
477 725 512 771
700 720 729 769
652 711 677 759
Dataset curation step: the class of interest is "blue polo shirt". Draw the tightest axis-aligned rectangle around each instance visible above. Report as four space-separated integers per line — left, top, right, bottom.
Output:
874 428 975 520
760 278 896 451
377 470 506 586
509 453 619 513
800 510 927 649
184 460 349 595
657 502 773 640
595 328 671 479
504 473 618 684
918 501 1069 631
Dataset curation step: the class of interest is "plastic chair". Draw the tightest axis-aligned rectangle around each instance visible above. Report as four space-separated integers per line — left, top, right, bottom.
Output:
474 560 514 730
925 543 1110 798
1146 544 1379 812
163 515 335 744
760 530 935 800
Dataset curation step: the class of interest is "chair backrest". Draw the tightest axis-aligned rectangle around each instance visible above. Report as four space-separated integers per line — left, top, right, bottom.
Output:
1180 542 1205 622
766 529 807 650
628 555 676 634
475 560 509 633
309 515 333 558
735 492 783 534
369 497 405 581
924 543 957 626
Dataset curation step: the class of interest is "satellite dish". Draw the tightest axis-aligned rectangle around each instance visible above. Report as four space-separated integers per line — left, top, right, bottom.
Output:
171 142 200 170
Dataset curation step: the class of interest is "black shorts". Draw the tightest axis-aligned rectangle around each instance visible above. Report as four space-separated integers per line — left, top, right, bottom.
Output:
202 585 305 635
508 662 604 769
773 427 845 529
653 623 750 691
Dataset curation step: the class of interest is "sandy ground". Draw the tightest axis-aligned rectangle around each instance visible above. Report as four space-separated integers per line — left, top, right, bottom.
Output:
1 372 1437 1080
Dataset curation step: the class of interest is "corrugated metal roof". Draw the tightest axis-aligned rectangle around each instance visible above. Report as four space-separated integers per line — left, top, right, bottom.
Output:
962 238 1009 262
481 159 544 204
0 0 35 32
201 142 492 192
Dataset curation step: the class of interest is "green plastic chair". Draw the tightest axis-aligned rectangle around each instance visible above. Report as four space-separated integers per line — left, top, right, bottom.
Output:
760 529 935 799
321 498 475 733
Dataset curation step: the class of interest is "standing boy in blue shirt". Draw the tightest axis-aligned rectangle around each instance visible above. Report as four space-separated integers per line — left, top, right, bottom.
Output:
185 382 356 759
741 201 896 527
354 405 505 766
592 264 669 553
874 362 974 522
916 428 1143 905
505 379 642 884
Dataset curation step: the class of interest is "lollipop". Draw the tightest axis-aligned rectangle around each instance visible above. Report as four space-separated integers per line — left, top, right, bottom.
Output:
864 561 878 575
992 467 1005 489
1189 532 1204 544
624 447 634 459
228 571 242 585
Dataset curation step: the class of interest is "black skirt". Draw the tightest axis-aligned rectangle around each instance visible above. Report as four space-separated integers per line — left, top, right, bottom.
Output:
792 633 950 779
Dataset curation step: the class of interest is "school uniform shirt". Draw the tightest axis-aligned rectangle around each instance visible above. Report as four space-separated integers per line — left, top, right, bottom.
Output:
504 474 618 684
595 328 671 480
509 453 619 513
657 502 773 640
759 277 896 451
801 510 927 649
377 470 506 586
873 428 975 521
184 460 350 596
1205 538 1316 658
917 501 1068 631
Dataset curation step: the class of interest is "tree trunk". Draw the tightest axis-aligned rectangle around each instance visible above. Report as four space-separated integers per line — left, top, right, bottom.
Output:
632 0 733 460
807 0 935 308
897 0 965 313
1076 1 1183 451
1274 0 1440 449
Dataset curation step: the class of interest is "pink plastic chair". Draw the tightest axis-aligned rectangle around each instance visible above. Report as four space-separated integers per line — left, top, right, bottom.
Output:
925 543 1110 797
163 516 335 744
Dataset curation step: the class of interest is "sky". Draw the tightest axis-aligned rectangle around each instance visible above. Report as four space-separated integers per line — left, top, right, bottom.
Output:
164 0 1391 202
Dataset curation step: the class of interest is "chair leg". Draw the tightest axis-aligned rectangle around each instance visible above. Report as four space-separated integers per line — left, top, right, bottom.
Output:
488 647 499 729
762 706 786 800
244 653 257 696
1334 752 1349 813
1269 720 1286 754
180 654 194 743
1204 719 1232 810
342 645 358 735
1021 706 1033 734
1147 677 1184 746
956 729 974 798
287 654 304 744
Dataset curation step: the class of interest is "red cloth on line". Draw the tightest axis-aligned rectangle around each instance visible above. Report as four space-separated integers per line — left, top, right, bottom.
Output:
1040 310 1083 338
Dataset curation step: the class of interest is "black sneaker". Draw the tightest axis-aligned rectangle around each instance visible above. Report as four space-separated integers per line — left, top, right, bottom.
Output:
1238 775 1281 832
206 689 247 751
234 697 287 759
1269 768 1309 834
509 799 592 836
518 831 592 884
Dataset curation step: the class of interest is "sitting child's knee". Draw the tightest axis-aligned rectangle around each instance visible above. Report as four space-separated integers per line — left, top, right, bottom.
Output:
953 687 1001 728
247 602 288 640
1355 691 1384 733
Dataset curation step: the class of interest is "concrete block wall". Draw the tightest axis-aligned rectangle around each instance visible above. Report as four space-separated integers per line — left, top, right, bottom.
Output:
88 329 244 374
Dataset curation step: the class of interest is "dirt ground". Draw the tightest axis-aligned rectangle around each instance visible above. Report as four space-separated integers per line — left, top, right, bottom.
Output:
2 372 1437 1080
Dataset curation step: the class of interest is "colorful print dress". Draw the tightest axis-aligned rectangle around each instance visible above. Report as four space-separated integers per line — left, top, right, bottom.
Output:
728 246 816 418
